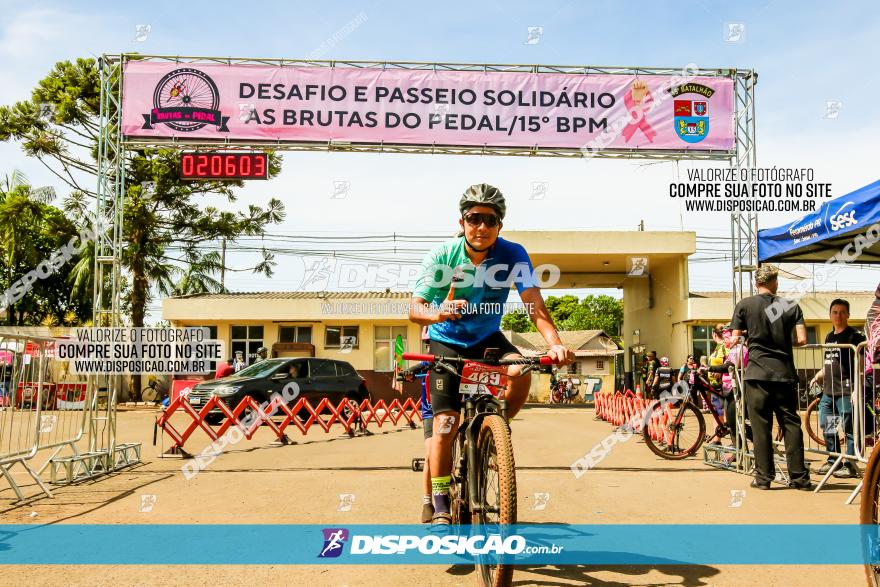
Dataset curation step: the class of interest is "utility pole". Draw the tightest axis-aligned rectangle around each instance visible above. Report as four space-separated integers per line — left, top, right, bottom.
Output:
221 238 226 290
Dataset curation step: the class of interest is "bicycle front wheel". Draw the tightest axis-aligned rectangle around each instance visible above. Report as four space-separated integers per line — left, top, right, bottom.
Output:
643 400 706 460
861 445 880 586
475 414 516 587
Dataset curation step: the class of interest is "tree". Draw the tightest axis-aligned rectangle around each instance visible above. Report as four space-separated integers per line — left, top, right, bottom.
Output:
0 170 90 325
558 295 623 335
544 295 581 324
0 58 286 397
501 310 534 333
500 294 624 336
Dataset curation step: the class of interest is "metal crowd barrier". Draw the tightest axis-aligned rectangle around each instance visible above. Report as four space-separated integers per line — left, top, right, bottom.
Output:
703 342 868 503
788 343 864 502
0 333 88 500
0 331 142 501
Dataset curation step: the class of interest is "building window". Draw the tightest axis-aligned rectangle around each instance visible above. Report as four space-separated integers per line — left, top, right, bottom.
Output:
325 325 359 349
231 325 264 365
806 326 818 345
596 360 604 370
191 326 218 371
279 326 312 343
691 325 715 363
374 325 407 372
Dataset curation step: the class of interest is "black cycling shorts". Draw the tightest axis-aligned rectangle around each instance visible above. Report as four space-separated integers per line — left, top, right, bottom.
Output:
428 331 521 415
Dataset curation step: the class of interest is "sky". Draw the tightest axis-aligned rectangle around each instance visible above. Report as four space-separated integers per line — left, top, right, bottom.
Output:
1 0 878 320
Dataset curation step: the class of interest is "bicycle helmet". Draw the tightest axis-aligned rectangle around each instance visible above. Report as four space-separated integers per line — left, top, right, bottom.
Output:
660 356 669 367
459 183 506 220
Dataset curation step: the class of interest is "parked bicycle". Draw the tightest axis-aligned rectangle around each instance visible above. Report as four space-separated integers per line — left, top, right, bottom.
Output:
400 349 555 587
642 368 729 460
141 375 169 403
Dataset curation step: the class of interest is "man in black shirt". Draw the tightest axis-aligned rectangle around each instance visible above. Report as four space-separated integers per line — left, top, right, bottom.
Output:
809 299 865 478
731 265 811 490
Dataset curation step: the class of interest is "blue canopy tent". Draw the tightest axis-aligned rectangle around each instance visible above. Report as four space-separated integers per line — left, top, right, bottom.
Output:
758 179 880 263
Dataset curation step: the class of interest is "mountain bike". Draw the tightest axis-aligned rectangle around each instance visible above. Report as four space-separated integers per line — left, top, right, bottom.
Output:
861 443 880 586
400 349 555 587
642 368 729 460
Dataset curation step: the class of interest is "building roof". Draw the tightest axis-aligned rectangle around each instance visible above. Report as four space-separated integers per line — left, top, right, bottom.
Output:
170 291 413 300
689 290 874 299
503 329 623 357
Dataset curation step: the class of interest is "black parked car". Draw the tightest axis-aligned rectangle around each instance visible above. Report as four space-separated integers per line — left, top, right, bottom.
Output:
189 357 369 423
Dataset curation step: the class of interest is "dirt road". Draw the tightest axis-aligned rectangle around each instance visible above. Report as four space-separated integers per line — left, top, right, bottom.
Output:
0 406 866 586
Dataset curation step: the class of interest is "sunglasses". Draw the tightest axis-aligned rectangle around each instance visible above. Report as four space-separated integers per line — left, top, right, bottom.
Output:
463 212 500 228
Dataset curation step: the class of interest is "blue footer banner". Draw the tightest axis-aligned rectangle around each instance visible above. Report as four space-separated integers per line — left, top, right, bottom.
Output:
0 524 876 565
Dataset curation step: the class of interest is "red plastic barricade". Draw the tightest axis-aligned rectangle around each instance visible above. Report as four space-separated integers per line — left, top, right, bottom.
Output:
157 394 424 452
55 383 87 410
15 382 56 410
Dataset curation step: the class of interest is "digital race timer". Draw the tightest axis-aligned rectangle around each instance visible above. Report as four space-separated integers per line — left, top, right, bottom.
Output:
179 152 268 180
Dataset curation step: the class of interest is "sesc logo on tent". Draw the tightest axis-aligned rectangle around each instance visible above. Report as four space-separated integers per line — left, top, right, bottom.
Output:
829 202 858 232
349 534 526 555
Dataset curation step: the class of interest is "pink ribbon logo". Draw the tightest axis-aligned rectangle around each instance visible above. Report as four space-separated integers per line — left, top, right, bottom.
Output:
622 89 657 143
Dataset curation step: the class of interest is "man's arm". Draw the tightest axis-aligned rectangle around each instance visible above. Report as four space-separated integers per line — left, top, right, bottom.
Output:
793 324 808 347
520 287 575 365
792 304 808 347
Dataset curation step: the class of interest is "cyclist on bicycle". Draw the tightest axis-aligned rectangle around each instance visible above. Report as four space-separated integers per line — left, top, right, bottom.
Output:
409 183 575 526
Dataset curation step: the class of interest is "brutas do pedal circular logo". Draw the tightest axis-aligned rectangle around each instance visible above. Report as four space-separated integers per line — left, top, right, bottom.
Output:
141 67 230 133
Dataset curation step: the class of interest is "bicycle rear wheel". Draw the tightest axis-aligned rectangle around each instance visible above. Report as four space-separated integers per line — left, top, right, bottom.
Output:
861 446 880 586
475 414 516 587
643 400 706 460
803 397 826 446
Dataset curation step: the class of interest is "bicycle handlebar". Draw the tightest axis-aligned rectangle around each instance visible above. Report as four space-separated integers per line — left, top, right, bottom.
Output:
401 352 558 366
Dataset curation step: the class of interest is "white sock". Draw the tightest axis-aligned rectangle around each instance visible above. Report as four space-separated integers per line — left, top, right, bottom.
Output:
422 494 432 505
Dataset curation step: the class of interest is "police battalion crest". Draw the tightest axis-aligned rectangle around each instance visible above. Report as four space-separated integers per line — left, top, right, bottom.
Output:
669 82 715 144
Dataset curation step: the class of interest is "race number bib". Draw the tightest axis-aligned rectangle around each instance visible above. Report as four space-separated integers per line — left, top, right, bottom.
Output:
459 362 507 396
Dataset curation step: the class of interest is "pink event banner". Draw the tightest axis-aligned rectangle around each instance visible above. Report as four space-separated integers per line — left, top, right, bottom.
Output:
121 61 735 151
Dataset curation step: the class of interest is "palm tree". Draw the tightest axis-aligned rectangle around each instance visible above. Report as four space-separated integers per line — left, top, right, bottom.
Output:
0 170 56 324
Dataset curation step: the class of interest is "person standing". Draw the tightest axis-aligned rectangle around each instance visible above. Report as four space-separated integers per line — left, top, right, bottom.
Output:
232 351 246 373
215 359 234 379
809 299 865 478
254 346 269 364
651 356 676 397
707 325 727 404
644 351 660 398
730 265 811 490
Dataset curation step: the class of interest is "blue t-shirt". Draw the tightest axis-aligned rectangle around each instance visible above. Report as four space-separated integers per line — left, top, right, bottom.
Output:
413 236 537 347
